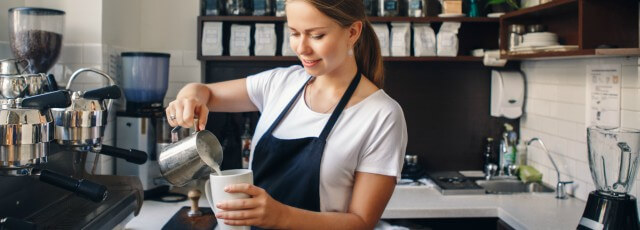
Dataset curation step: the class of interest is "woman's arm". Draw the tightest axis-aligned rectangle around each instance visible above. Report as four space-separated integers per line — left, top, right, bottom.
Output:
217 172 396 229
166 78 257 129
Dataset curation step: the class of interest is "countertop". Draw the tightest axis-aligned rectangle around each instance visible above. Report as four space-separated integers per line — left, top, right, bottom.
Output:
383 186 586 230
125 185 586 230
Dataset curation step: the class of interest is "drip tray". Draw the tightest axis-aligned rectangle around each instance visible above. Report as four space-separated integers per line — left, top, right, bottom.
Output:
427 171 486 195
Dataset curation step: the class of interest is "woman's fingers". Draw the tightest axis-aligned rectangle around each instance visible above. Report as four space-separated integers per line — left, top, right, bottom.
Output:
224 219 257 226
224 183 263 196
216 210 259 220
174 101 186 127
182 99 195 128
217 198 259 210
198 105 209 130
165 98 209 129
165 104 177 127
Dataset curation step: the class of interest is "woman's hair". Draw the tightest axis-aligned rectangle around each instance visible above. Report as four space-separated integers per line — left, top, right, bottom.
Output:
287 0 385 88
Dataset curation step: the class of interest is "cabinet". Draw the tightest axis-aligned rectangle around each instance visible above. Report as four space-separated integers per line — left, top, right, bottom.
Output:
498 0 639 59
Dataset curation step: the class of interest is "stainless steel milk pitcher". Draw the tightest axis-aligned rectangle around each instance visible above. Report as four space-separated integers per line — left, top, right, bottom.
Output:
158 118 223 187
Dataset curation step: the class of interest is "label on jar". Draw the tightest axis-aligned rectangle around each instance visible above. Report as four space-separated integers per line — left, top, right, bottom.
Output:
253 0 266 10
276 0 285 11
410 0 422 9
384 0 398 11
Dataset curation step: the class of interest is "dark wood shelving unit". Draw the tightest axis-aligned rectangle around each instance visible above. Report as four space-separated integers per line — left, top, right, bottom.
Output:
197 15 500 62
502 48 640 60
498 0 638 60
197 13 514 172
198 15 499 23
198 55 484 62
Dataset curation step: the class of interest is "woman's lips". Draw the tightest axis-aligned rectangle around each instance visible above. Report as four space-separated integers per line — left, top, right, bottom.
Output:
301 58 320 67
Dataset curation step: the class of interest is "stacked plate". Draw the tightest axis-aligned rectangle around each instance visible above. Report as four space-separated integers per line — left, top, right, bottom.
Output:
518 32 559 47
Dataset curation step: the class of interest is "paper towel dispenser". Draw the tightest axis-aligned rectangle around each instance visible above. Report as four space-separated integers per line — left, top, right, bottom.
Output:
491 70 525 119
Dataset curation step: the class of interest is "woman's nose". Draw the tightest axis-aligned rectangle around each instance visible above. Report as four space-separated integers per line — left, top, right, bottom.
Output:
295 37 311 55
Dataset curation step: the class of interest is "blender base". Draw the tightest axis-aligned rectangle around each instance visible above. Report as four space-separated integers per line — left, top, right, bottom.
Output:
578 191 640 230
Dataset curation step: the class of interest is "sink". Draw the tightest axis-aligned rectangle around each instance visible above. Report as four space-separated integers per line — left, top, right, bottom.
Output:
475 179 554 194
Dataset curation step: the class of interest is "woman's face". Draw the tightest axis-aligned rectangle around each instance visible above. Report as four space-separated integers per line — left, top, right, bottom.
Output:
286 1 356 77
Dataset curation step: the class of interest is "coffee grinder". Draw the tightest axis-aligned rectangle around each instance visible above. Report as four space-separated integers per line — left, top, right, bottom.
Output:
115 52 171 194
579 126 640 230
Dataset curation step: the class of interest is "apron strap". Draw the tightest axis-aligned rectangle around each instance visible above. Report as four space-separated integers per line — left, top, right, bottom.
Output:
319 69 361 140
263 76 312 135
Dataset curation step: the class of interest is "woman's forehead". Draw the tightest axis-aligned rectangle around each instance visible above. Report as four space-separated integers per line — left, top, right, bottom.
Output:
286 1 338 30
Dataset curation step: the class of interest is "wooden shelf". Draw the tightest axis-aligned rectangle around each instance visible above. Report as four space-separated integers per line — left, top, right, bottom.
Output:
199 56 484 62
501 48 640 60
368 17 499 23
199 16 499 23
500 0 577 19
498 0 638 60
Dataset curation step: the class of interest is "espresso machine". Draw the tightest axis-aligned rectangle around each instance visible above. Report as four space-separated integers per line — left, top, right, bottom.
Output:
0 7 144 229
579 126 640 230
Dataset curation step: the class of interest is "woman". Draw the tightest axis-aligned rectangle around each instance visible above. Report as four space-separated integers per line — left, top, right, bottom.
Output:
166 0 407 228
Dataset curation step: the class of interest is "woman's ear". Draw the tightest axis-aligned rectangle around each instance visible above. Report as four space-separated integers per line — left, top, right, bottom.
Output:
348 20 363 46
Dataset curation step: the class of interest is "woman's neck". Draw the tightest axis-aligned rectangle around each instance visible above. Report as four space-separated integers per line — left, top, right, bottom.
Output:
312 57 358 92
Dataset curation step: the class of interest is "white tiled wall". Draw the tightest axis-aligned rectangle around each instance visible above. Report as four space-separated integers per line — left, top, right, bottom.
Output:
519 57 640 205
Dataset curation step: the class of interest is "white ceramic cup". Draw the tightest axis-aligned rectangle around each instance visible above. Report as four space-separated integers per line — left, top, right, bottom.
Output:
204 169 253 230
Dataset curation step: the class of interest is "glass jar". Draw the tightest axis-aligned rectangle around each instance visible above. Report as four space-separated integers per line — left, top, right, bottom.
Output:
407 0 427 17
364 0 377 16
379 0 400 17
252 0 273 16
275 0 286 16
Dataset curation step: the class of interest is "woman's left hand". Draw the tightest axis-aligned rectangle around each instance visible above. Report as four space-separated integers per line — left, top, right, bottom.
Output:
215 183 289 228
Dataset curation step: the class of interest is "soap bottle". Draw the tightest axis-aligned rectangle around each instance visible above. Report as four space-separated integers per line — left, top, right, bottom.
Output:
500 123 517 174
516 139 527 165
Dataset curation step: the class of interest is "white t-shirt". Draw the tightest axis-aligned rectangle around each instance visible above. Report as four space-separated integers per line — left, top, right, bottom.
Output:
246 65 407 212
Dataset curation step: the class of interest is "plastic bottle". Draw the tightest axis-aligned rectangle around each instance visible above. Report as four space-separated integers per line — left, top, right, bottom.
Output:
516 139 527 165
500 123 516 173
240 116 252 169
483 137 494 166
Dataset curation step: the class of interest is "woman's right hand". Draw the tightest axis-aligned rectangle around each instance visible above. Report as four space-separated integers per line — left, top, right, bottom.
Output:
166 83 210 130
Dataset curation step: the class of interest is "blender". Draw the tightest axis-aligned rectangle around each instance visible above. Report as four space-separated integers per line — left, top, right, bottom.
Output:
579 126 640 230
8 7 65 74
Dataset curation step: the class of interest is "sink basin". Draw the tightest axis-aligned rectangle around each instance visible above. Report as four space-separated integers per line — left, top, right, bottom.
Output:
475 179 554 194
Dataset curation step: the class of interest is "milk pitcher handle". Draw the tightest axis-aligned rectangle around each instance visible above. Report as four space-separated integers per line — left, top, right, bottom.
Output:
171 117 199 143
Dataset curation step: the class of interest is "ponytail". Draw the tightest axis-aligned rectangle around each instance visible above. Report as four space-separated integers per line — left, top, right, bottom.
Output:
354 20 384 88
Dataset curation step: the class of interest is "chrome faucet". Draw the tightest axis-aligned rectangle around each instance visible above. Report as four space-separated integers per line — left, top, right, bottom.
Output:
526 138 573 199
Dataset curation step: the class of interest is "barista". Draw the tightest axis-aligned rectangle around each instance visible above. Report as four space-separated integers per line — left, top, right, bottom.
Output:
166 0 407 228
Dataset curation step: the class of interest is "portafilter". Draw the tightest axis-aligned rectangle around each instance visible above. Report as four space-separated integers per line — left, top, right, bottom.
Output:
52 68 147 165
0 58 58 99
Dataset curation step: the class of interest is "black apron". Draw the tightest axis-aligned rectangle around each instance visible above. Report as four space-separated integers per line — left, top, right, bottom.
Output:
251 69 361 214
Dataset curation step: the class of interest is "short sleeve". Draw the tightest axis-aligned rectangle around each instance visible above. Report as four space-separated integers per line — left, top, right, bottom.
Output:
356 104 408 180
246 68 278 112
245 65 307 112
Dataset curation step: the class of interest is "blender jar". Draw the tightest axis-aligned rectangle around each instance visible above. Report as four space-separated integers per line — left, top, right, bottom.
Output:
587 126 640 196
8 7 65 74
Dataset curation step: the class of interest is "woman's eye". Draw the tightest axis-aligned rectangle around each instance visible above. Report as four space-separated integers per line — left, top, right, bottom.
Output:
290 33 300 37
311 34 324 40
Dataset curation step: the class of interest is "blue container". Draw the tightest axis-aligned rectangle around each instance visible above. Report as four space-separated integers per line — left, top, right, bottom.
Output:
121 52 170 103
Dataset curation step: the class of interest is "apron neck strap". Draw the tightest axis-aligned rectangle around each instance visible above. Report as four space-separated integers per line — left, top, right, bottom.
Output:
318 68 361 140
